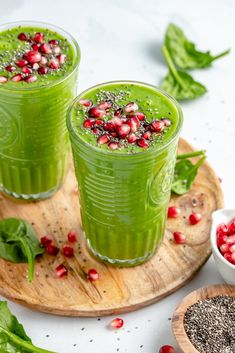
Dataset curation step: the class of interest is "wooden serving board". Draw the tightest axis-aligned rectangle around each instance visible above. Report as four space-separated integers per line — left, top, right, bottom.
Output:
0 138 223 317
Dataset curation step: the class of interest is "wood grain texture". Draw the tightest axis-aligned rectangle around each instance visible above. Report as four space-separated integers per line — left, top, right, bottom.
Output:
0 138 224 317
172 284 235 353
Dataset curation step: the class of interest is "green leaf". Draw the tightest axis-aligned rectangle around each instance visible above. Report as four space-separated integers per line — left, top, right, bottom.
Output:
0 301 56 353
0 218 44 282
165 23 230 69
160 46 207 100
172 155 206 195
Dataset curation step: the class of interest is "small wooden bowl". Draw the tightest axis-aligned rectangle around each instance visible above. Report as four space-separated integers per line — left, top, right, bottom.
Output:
172 284 235 353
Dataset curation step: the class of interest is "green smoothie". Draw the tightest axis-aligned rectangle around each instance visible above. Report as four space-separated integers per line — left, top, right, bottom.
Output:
67 81 183 266
0 21 80 199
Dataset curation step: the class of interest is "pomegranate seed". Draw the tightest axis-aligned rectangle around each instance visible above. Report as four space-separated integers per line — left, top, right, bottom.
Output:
124 102 138 114
32 43 40 51
117 124 130 138
49 39 59 45
87 269 99 281
62 245 74 258
108 142 119 150
49 58 59 69
34 32 44 43
189 213 202 225
97 134 110 145
151 120 165 133
103 122 115 131
40 43 52 54
128 133 137 143
110 132 118 138
109 318 124 329
24 75 37 83
11 74 22 82
83 118 95 128
231 252 235 264
46 244 59 256
40 56 48 65
22 67 32 74
114 108 123 117
229 244 235 252
142 131 152 140
26 51 42 64
52 46 61 55
132 112 145 121
0 76 7 83
91 128 101 135
38 67 48 75
79 99 92 108
32 63 40 70
229 219 235 235
226 234 235 245
111 116 122 128
95 119 103 126
97 101 112 110
217 234 228 247
137 138 149 149
89 107 106 119
57 53 66 64
162 118 171 127
56 264 68 278
16 59 28 67
67 230 77 243
220 243 229 254
173 231 186 244
18 32 28 41
5 65 16 72
40 235 53 247
217 223 229 236
224 252 233 263
168 206 181 218
127 117 138 133
159 345 176 353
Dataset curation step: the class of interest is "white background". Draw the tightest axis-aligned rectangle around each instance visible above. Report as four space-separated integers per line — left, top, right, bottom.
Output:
1 0 235 352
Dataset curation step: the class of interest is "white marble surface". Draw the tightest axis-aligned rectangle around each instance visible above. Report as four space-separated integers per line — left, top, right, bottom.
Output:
1 0 235 352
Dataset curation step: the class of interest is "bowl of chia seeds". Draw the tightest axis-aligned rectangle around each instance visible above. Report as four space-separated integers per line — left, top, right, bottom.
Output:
172 284 235 353
210 208 235 285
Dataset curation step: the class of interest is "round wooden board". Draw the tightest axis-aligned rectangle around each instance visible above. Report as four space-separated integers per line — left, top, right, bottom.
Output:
0 138 223 317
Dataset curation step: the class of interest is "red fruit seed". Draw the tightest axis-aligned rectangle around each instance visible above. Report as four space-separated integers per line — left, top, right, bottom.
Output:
110 318 124 329
159 345 176 353
0 76 7 83
173 231 186 244
26 51 42 64
217 234 228 247
97 101 112 110
117 124 130 139
89 107 106 119
137 138 149 149
57 53 66 64
87 269 99 281
38 67 48 75
32 43 40 51
22 67 32 74
216 223 229 236
52 46 61 55
79 99 92 108
114 108 123 117
142 131 152 140
229 219 235 235
6 65 16 72
128 133 137 144
34 32 44 43
189 213 202 225
40 43 52 54
83 119 95 128
168 206 181 218
24 75 37 83
56 264 68 278
220 243 229 254
46 244 59 256
40 235 53 247
11 74 22 82
62 245 74 258
127 117 138 133
49 58 59 69
40 56 48 65
49 39 59 45
132 112 145 121
16 59 28 67
124 102 138 114
103 122 115 131
108 142 119 150
97 134 110 145
111 116 122 128
226 234 235 245
224 252 233 263
18 32 28 41
162 118 171 127
67 230 77 243
151 120 165 133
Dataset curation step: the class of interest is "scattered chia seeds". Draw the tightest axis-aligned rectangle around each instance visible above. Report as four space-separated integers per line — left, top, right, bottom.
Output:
184 295 235 353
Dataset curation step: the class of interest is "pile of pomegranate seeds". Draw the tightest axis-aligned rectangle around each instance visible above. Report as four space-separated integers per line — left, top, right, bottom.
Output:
109 318 124 329
159 345 176 353
217 219 235 264
0 31 67 84
79 98 171 150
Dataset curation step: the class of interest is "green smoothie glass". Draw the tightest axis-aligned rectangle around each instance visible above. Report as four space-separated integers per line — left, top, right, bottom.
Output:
67 81 183 266
0 21 80 200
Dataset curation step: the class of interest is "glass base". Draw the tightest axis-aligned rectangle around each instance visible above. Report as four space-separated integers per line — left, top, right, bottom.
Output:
0 184 59 201
86 237 156 267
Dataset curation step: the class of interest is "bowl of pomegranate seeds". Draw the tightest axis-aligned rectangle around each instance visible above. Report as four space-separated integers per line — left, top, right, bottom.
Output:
210 209 235 284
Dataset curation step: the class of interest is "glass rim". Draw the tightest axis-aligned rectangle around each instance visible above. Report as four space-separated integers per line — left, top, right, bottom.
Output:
0 20 81 91
67 80 183 157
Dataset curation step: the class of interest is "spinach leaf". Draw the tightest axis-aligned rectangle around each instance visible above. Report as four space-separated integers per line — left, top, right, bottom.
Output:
165 23 230 69
161 45 207 100
0 301 56 352
0 218 44 282
172 151 206 195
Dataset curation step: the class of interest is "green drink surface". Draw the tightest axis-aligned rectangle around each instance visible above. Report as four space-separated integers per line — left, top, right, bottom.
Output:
0 25 76 87
70 82 179 154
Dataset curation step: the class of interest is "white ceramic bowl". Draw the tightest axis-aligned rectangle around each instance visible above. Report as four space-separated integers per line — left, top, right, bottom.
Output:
210 208 235 285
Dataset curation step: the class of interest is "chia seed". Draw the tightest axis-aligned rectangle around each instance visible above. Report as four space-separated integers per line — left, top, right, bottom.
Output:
184 295 235 353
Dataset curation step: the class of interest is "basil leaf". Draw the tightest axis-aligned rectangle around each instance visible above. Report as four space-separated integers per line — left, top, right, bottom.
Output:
0 218 44 282
172 155 206 195
165 23 230 69
161 46 207 100
0 301 56 353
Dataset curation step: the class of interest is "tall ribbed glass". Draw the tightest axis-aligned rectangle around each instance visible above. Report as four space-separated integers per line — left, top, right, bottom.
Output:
0 21 80 200
67 82 183 266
